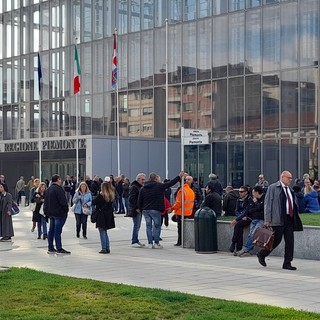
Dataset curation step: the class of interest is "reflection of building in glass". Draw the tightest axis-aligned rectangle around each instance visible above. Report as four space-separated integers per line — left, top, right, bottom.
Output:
0 0 319 189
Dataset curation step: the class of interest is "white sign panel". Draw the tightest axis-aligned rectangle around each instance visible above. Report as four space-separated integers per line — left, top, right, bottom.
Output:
182 129 209 145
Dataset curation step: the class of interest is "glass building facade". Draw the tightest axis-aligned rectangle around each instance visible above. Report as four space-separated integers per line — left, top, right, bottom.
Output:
0 0 319 187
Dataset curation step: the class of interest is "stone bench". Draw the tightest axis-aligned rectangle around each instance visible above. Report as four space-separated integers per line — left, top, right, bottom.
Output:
183 219 320 260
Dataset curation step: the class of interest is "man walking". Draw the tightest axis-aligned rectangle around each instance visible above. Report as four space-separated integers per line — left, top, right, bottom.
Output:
128 173 146 248
44 174 70 254
257 171 303 270
138 171 184 249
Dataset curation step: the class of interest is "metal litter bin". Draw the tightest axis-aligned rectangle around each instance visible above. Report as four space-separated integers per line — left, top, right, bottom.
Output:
194 207 217 253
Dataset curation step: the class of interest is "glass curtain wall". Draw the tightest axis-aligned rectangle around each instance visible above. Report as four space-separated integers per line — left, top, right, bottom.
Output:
0 0 319 185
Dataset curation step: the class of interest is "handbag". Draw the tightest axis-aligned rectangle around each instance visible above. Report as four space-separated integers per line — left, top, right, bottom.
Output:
29 202 36 211
82 205 91 215
11 202 20 215
39 204 45 217
253 226 274 251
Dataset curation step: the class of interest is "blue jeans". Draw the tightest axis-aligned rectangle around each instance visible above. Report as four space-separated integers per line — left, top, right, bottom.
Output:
17 190 25 205
243 219 264 252
143 209 161 244
48 216 67 251
75 213 88 237
37 216 47 238
98 228 110 250
131 211 142 244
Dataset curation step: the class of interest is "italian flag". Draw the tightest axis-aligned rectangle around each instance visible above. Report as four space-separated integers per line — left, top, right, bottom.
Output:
74 45 81 94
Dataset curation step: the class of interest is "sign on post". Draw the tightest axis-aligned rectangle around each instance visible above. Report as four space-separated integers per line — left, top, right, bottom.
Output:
182 129 209 145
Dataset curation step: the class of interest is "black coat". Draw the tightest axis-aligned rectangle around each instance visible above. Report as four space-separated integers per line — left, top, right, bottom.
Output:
44 183 68 218
92 194 115 230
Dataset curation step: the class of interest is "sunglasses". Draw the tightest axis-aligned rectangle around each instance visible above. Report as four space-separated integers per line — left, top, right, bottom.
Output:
239 190 246 193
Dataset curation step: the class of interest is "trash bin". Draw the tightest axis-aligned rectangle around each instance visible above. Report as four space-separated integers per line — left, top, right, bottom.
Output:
194 207 217 253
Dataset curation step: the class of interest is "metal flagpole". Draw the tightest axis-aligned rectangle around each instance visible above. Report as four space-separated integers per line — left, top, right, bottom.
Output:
75 93 79 184
113 29 120 176
165 18 169 180
38 86 42 181
38 50 42 181
181 127 185 247
74 42 80 184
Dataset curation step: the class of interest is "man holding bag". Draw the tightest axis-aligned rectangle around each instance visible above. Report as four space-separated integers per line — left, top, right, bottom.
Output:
257 171 303 270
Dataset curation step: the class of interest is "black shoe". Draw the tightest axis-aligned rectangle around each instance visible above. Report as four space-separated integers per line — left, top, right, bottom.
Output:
283 264 297 270
83 236 87 239
76 234 80 238
229 243 235 253
37 236 41 239
0 237 11 242
159 237 163 241
257 252 267 267
56 248 71 255
99 249 110 254
43 235 47 240
47 248 57 254
174 243 181 246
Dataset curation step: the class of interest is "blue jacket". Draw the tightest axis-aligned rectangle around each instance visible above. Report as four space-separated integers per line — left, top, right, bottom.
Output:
72 191 92 215
304 191 320 213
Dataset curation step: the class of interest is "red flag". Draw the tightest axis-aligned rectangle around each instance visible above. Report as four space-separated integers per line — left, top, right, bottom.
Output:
112 33 117 87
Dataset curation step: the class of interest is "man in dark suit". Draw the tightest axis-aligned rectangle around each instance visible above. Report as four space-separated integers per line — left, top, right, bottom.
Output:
257 171 303 270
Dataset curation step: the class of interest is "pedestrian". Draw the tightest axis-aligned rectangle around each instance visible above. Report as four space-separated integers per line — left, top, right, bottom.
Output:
32 182 48 240
15 176 26 206
128 173 146 248
30 179 41 232
169 175 195 246
92 178 115 254
44 174 70 254
257 171 303 270
72 182 92 239
138 171 184 249
0 184 14 242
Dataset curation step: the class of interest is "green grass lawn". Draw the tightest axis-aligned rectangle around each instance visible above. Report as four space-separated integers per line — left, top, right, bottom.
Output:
0 268 319 320
218 214 320 226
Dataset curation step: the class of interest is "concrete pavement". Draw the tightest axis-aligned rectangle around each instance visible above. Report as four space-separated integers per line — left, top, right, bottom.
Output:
1 206 320 314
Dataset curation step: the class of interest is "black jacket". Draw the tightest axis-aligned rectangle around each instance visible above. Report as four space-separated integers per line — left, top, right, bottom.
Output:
235 196 254 221
92 194 115 230
128 180 143 215
247 194 265 220
138 176 180 212
44 183 68 218
223 190 239 216
201 191 222 215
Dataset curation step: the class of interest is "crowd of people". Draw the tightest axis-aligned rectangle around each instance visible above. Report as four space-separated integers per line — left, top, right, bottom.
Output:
0 170 318 270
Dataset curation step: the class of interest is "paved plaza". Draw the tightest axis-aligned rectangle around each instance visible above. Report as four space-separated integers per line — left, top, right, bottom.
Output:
1 207 320 314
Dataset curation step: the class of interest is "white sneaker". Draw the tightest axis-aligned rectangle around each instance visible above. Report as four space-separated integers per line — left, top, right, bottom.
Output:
148 243 153 249
132 242 145 248
153 243 163 249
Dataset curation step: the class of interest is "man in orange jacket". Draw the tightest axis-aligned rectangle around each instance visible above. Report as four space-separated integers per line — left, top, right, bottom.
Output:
169 175 195 246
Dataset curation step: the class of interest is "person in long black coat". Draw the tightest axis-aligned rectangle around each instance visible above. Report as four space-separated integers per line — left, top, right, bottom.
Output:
0 184 14 241
92 179 115 254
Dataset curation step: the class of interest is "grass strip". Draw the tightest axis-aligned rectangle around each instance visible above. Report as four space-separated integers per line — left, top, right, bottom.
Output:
0 268 319 320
